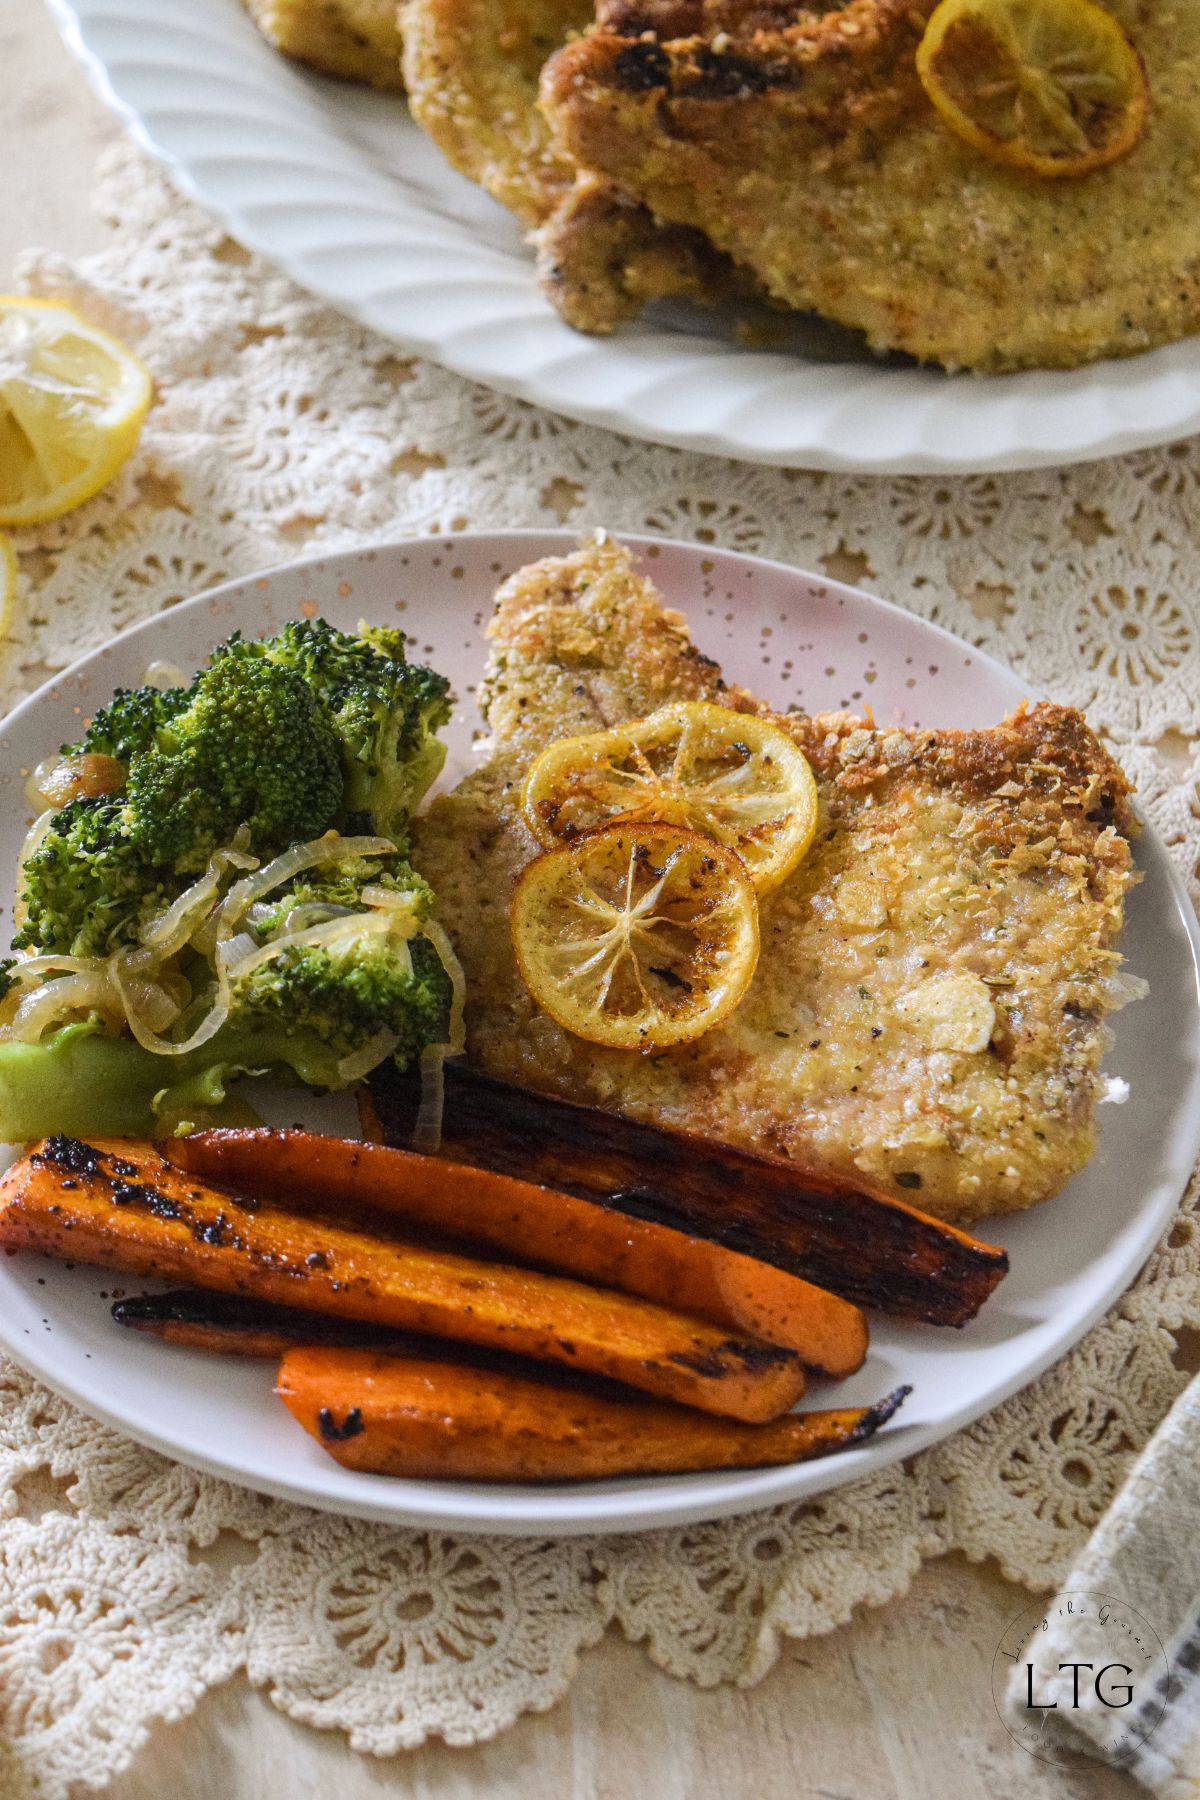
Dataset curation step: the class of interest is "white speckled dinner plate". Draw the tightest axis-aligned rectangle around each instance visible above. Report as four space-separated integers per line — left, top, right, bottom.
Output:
0 532 1197 1535
46 0 1200 475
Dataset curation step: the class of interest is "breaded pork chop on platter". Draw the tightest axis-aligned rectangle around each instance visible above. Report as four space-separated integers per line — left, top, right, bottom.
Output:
400 0 763 327
413 538 1138 1227
541 0 1200 368
241 0 406 88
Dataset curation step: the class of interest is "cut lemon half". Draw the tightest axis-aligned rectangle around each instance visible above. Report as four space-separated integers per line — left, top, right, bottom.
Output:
510 822 760 1051
916 0 1149 179
522 700 819 895
0 297 153 526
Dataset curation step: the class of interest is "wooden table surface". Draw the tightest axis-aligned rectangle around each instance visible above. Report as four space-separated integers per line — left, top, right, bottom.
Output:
2 6 1141 1796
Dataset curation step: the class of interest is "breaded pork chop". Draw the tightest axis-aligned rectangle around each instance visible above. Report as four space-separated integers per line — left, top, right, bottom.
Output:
400 0 764 325
541 0 1200 368
535 173 767 332
242 0 405 90
413 539 1138 1225
401 0 590 225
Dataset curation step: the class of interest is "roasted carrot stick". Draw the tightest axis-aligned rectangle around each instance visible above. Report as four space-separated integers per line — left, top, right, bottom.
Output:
276 1346 910 1481
109 1290 424 1359
364 1062 1009 1327
171 1128 869 1376
110 1290 736 1399
0 1137 805 1421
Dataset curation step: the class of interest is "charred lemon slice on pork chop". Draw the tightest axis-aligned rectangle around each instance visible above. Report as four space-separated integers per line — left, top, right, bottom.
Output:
917 0 1149 179
510 821 760 1050
522 700 818 896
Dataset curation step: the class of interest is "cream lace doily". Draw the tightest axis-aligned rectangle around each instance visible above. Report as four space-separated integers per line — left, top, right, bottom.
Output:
3 140 1200 1799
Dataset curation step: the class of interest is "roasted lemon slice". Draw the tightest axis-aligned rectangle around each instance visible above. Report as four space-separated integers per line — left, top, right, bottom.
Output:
522 700 819 895
0 297 153 526
916 0 1148 179
510 822 760 1050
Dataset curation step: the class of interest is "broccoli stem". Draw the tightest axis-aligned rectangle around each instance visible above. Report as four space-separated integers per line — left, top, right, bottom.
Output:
0 1023 173 1139
0 1021 263 1140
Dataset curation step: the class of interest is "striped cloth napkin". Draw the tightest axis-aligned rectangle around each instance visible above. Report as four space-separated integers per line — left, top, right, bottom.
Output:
1004 1376 1200 1795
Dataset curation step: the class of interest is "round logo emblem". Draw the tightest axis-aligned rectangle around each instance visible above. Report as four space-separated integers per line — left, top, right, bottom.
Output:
992 1589 1169 1768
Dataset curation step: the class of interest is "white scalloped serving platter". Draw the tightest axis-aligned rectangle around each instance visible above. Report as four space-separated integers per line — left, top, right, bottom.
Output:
0 532 1197 1536
48 0 1200 475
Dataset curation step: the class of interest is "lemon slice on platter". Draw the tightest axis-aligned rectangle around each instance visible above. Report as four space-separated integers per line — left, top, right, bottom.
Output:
916 0 1149 179
510 821 760 1051
0 297 153 527
522 700 819 896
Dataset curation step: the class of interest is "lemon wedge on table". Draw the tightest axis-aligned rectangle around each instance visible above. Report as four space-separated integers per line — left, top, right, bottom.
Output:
917 0 1149 180
0 535 15 642
0 297 152 527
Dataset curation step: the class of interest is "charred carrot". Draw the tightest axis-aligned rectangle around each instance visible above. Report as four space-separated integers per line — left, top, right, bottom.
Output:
109 1290 424 1359
364 1062 1008 1326
171 1128 868 1376
0 1137 805 1421
276 1346 910 1482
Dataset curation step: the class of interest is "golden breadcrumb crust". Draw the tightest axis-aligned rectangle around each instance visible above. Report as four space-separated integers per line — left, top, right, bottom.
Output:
401 0 590 224
242 0 405 89
413 538 1139 1224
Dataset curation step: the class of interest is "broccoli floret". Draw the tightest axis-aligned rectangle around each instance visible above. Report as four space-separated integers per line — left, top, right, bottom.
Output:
123 654 344 873
224 852 447 1083
226 924 449 1086
0 921 451 1139
71 681 194 764
14 797 173 957
249 619 451 840
251 850 431 938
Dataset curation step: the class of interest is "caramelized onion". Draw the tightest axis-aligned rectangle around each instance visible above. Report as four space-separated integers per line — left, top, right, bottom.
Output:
143 659 188 691
112 948 233 1057
413 1042 447 1154
8 953 103 985
421 920 467 1057
217 910 398 987
35 754 126 808
336 1027 400 1083
214 835 398 943
133 843 259 964
410 924 469 1153
12 810 55 937
10 971 122 1043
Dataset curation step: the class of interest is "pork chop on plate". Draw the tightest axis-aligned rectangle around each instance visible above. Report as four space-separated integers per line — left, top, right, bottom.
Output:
413 538 1138 1225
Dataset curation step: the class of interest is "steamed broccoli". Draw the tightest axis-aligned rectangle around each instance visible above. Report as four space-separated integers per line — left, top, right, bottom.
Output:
13 797 174 957
211 848 448 1085
6 615 455 1138
18 619 449 964
124 655 344 873
224 912 450 1088
0 870 451 1137
72 681 194 765
230 619 452 840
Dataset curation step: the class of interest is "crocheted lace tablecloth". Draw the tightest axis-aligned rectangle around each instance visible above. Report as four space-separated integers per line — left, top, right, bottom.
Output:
4 140 1200 1799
